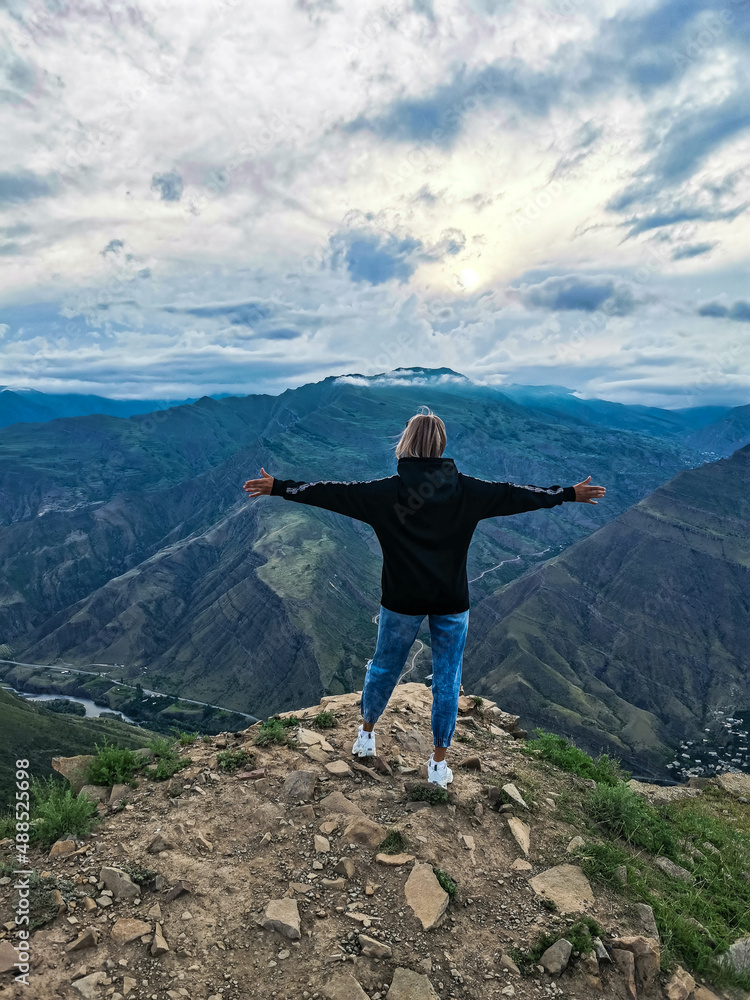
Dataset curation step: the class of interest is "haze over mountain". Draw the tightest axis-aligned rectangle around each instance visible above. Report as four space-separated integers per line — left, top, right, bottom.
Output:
0 388 202 428
1 368 747 774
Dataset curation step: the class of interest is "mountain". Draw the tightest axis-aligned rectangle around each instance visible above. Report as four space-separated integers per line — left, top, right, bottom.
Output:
683 403 750 459
461 442 750 775
0 686 153 809
0 370 717 722
0 388 203 428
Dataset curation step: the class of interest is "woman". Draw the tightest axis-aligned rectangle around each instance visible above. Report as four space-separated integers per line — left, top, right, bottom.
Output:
243 407 605 788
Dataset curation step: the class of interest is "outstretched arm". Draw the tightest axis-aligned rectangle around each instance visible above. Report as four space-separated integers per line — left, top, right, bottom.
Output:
467 474 605 519
243 468 379 523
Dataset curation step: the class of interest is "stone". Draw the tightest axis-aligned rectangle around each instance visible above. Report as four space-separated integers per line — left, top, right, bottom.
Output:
262 898 301 940
539 938 572 976
78 785 109 803
314 835 330 853
297 728 326 747
404 863 449 930
194 831 213 852
395 727 432 755
110 918 151 946
325 760 353 776
529 865 594 913
721 935 750 974
614 864 628 886
507 817 530 856
633 902 659 939
489 724 511 739
49 838 77 858
665 965 696 1000
163 880 192 902
458 756 481 770
319 791 364 818
151 923 169 957
386 966 440 999
306 746 329 763
341 815 387 848
52 755 95 794
95 895 112 907
358 933 392 958
66 928 101 952
109 784 131 808
0 940 18 974
499 953 520 975
100 867 139 900
146 834 173 854
510 858 532 871
82 897 97 913
691 988 722 1000
320 819 339 835
283 770 317 802
146 903 162 920
567 835 585 853
654 856 694 882
502 783 528 809
461 834 475 850
610 936 660 992
716 771 750 798
72 972 107 999
334 858 356 879
122 977 137 996
376 852 415 866
323 972 371 999
611 949 637 1000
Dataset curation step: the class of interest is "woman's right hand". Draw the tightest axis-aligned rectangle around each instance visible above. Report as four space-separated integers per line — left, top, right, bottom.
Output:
573 476 606 503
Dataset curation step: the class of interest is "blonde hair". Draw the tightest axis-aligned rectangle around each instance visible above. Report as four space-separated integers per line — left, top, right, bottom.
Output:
395 406 446 459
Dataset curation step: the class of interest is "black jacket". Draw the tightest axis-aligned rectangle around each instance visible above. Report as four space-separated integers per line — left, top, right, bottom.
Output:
270 457 576 615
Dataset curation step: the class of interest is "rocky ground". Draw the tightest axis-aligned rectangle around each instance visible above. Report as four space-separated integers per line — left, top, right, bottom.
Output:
1 684 746 1000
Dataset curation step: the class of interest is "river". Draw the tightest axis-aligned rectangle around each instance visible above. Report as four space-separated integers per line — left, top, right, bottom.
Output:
3 686 135 723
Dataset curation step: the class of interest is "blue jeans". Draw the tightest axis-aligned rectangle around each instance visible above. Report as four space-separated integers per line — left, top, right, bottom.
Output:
360 605 470 748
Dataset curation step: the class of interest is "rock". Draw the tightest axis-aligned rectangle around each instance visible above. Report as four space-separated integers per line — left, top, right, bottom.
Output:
81 897 97 913
319 791 364 818
146 903 162 920
322 972 371 999
499 953 520 976
633 902 659 939
358 933 392 958
66 928 101 952
716 772 750 798
0 940 18 974
72 972 107 999
611 948 637 1000
110 918 151 946
122 977 137 995
78 785 109 803
314 835 330 853
404 863 449 930
502 783 528 809
325 760 353 776
297 728 326 747
306 746 329 763
283 770 317 802
567 835 585 853
52 755 95 794
350 760 387 783
320 819 339 836
341 815 387 848
109 784 131 808
529 865 594 913
691 988 722 1000
194 831 213 852
614 864 628 886
146 834 173 854
49 838 77 858
375 853 415 866
151 923 169 957
99 867 139 900
262 898 301 940
664 965 696 1000
721 935 750 973
334 858 356 879
458 756 481 770
510 858 532 871
507 817 530 856
610 936 660 993
593 937 609 961
654 856 694 882
395 727 432 754
163 879 192 902
539 938 572 975
461 834 475 850
386 966 440 999
581 950 598 975
627 779 703 803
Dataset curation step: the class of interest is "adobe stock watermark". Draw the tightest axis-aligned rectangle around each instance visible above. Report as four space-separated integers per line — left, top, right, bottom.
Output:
10 758 32 987
393 459 456 525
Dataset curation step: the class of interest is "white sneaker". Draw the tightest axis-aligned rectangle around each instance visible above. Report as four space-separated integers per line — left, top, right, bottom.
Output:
351 724 376 758
426 754 453 788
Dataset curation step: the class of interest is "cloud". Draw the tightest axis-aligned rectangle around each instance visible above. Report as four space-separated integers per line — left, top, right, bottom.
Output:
164 301 274 326
513 274 640 316
671 242 716 260
329 229 423 285
620 201 747 240
102 239 125 256
0 170 56 205
151 171 183 202
697 299 750 321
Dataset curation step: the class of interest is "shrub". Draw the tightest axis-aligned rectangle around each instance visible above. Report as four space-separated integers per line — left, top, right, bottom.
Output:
472 695 484 708
313 711 337 729
434 868 457 898
377 828 409 854
0 812 15 840
142 734 191 780
587 783 677 857
409 784 448 805
216 748 255 772
86 740 141 786
254 718 298 747
523 729 626 786
174 731 198 745
30 778 100 847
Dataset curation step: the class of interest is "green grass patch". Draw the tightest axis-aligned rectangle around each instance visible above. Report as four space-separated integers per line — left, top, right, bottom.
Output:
174 730 199 745
85 739 142 786
216 748 255 772
377 828 409 854
472 695 484 708
141 735 191 781
523 729 626 786
313 711 337 729
587 783 678 857
433 867 457 898
409 783 449 805
30 777 100 848
253 716 299 747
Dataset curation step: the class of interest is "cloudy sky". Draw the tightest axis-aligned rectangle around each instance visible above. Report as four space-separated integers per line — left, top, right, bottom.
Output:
1 0 749 407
